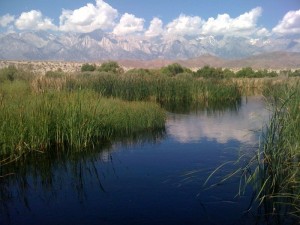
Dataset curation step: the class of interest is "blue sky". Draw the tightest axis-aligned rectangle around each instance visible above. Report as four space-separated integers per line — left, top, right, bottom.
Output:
0 0 299 37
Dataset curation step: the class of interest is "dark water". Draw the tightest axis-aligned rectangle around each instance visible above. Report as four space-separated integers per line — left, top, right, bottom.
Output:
0 97 269 225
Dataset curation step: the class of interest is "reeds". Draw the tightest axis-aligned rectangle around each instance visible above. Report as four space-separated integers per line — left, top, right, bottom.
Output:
0 83 165 155
204 82 300 223
235 83 300 223
1 67 241 156
72 71 242 109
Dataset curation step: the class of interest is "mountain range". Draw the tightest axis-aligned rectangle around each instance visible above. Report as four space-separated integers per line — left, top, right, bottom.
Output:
1 29 300 63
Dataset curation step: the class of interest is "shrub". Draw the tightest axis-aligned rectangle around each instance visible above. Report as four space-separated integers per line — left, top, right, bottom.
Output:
98 61 123 74
236 67 256 78
160 63 186 76
194 66 224 79
0 65 18 82
81 63 96 72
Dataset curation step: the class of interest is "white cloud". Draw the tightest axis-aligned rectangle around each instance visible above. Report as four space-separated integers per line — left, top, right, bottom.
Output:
0 14 15 27
272 9 300 35
165 14 203 37
202 7 262 36
59 0 118 33
256 27 270 36
15 10 57 31
145 17 164 37
113 13 144 36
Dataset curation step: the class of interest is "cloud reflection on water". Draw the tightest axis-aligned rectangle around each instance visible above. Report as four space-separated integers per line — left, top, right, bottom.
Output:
167 96 269 144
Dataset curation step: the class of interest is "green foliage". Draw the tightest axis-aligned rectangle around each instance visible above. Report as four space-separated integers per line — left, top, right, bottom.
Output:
235 68 278 78
0 65 18 82
160 63 187 76
98 61 123 74
236 67 256 77
81 63 96 72
246 87 300 220
0 86 165 154
75 71 241 108
125 68 152 76
222 68 235 78
206 83 300 221
288 69 300 77
194 66 224 79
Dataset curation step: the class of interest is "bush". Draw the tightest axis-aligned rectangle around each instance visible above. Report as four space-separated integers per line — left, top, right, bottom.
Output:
160 63 186 76
81 63 96 72
222 68 235 78
98 61 123 74
289 69 300 77
125 68 152 76
236 67 256 78
194 66 224 79
0 65 18 82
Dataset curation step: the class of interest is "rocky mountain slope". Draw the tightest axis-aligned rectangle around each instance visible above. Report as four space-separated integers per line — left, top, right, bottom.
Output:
1 29 300 61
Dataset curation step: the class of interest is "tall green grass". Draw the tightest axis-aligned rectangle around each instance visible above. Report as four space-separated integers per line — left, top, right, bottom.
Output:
0 82 165 156
204 83 300 223
67 71 242 109
247 84 300 222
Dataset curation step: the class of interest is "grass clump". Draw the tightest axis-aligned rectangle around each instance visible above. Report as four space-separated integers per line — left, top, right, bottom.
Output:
248 84 300 222
75 71 241 109
0 83 165 156
204 83 300 223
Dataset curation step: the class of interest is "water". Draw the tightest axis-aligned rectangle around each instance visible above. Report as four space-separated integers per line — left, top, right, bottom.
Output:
0 97 269 225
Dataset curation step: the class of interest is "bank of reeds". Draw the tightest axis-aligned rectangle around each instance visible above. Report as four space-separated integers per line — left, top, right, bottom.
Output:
0 83 165 156
231 77 300 96
246 84 300 222
33 71 241 108
236 83 299 223
204 82 300 223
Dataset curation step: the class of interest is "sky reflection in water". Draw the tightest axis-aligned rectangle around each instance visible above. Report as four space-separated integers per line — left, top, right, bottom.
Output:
167 96 269 144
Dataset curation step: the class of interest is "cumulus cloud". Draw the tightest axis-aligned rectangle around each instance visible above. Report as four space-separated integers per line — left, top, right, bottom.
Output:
165 14 203 37
202 7 262 36
0 14 15 27
145 17 164 37
272 9 300 35
256 27 270 36
59 0 118 33
113 13 144 35
15 10 57 31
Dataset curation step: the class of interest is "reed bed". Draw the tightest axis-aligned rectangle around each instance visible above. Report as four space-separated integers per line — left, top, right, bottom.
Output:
0 83 165 156
234 83 300 223
57 71 242 109
204 82 300 223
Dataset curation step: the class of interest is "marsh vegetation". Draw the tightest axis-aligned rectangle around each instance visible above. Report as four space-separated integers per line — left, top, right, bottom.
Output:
0 62 300 224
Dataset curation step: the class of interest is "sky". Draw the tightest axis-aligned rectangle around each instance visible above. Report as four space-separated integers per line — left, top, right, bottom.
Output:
0 0 299 38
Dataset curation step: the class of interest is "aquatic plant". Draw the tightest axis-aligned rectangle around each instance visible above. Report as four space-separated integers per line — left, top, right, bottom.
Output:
0 83 165 156
205 83 300 224
251 85 300 221
72 71 242 109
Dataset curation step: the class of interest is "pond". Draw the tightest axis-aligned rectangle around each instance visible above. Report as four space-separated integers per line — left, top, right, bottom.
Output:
0 96 270 225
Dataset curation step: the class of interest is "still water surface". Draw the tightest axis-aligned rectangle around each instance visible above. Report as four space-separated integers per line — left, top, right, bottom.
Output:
0 97 269 225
